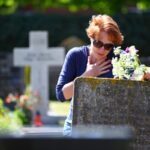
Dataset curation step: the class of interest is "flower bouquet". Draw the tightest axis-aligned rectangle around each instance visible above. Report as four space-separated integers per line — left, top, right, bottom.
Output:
112 45 149 80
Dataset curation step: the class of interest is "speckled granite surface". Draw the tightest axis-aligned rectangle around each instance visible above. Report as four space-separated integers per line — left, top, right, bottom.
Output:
72 77 150 150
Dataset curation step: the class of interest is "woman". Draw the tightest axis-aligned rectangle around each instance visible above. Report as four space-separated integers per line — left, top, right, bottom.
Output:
56 14 150 136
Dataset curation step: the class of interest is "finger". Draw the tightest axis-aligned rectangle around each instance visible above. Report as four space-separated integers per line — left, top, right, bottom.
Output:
99 69 110 75
99 60 112 68
96 60 111 69
99 65 112 72
95 57 108 66
100 64 112 72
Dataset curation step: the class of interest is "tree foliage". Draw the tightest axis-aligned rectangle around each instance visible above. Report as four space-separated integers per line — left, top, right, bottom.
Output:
0 0 150 15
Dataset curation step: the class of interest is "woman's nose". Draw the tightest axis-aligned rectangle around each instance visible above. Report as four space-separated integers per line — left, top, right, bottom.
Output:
99 46 105 52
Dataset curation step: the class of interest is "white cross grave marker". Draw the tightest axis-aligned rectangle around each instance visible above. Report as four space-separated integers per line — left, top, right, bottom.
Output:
13 31 65 122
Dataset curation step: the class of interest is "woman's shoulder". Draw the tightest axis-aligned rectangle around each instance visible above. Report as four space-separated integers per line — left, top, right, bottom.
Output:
66 45 89 56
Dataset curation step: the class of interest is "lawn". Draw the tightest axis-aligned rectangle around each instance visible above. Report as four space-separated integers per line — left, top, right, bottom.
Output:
49 100 70 116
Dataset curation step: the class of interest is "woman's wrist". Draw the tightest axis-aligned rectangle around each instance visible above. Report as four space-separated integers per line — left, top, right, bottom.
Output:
81 70 93 77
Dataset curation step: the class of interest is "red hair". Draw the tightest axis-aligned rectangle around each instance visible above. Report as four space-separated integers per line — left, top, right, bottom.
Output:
86 14 124 45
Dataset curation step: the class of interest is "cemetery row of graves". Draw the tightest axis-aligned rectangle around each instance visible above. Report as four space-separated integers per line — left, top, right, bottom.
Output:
0 31 66 132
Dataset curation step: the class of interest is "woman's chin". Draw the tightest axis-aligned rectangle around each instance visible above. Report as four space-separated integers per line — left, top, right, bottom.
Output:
97 55 106 60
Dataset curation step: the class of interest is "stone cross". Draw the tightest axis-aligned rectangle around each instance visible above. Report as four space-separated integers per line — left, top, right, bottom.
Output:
72 77 150 150
13 31 65 119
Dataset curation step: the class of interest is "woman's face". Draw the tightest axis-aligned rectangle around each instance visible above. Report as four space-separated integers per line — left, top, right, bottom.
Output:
90 31 114 61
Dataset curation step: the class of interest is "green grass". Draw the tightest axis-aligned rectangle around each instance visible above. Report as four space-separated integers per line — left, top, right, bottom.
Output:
49 100 70 116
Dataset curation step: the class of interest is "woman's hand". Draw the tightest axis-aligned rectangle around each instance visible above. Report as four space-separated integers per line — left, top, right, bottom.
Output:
144 72 150 80
82 56 112 77
144 67 150 80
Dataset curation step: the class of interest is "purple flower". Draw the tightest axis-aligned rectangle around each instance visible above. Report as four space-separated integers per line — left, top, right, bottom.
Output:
125 47 130 53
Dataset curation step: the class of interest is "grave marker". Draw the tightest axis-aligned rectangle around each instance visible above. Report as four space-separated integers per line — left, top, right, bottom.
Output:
13 31 65 122
72 77 150 150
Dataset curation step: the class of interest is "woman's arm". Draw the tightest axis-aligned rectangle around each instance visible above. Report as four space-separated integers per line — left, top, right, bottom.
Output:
62 81 74 100
56 48 77 101
62 55 112 99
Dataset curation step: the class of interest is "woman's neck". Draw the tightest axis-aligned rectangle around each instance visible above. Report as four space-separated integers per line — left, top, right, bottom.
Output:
88 50 97 64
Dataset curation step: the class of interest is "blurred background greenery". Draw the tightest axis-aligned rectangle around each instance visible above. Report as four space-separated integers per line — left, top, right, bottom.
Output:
0 0 150 15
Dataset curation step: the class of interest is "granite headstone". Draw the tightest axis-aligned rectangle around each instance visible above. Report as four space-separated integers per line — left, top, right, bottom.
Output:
72 77 150 150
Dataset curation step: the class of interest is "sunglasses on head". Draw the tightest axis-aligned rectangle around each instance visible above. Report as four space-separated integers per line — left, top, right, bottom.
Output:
93 40 114 51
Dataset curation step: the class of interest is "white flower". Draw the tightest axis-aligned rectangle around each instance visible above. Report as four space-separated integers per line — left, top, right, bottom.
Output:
113 46 122 55
112 45 147 80
128 46 138 56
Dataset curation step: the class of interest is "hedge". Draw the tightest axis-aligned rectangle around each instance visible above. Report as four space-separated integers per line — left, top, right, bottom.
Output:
0 12 150 56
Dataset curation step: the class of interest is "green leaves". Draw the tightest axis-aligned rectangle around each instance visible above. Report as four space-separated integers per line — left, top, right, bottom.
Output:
1 0 150 15
0 99 22 135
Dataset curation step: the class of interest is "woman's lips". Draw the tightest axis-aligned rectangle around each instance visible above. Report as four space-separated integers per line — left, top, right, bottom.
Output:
97 52 105 57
